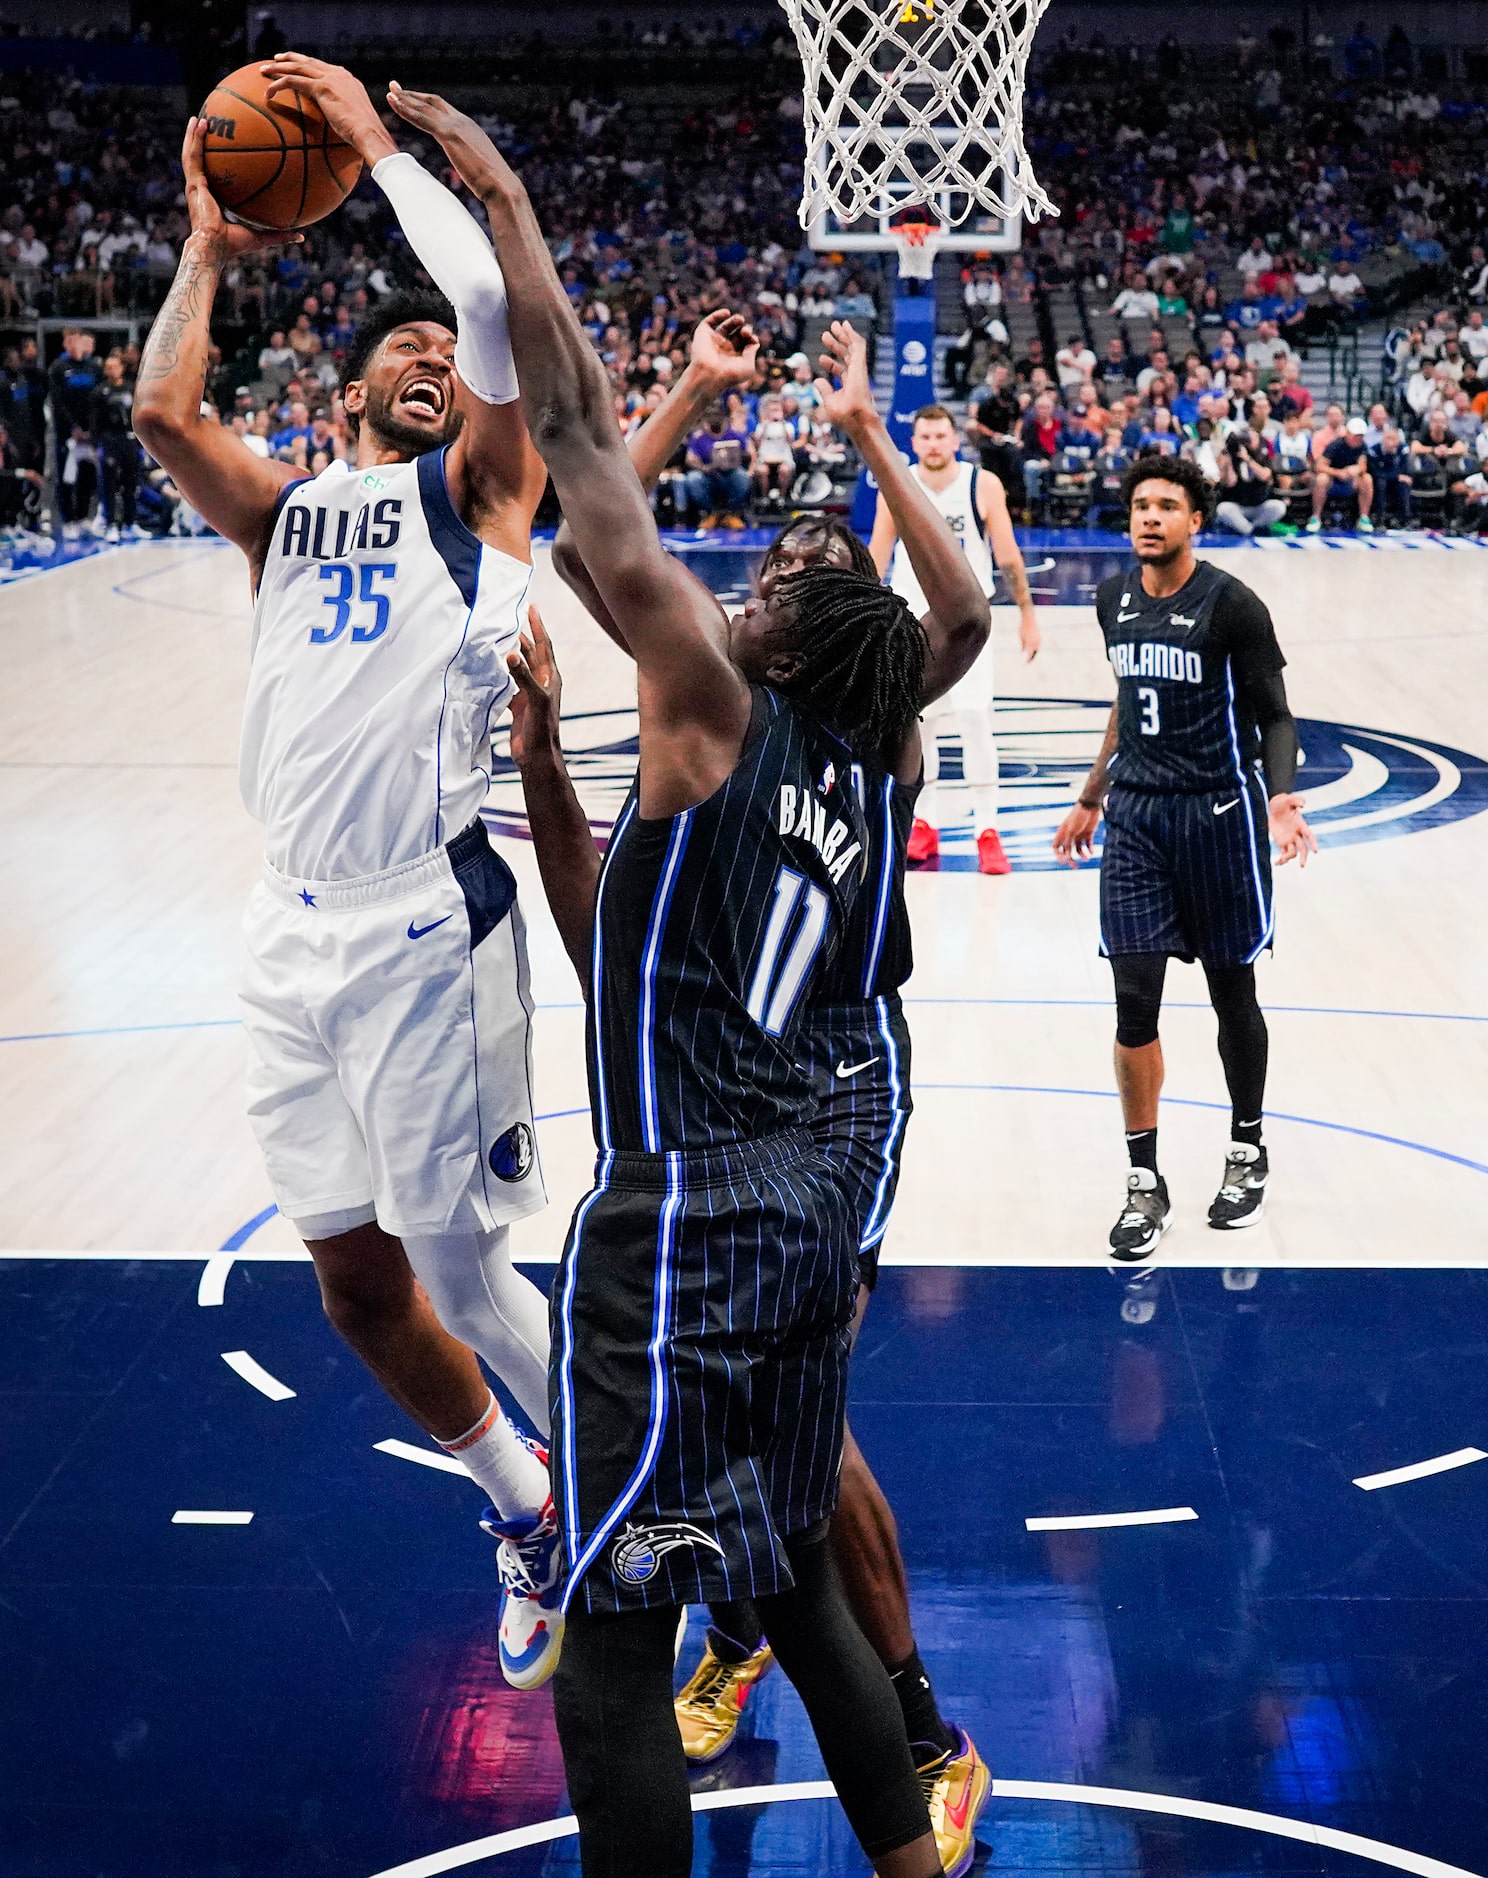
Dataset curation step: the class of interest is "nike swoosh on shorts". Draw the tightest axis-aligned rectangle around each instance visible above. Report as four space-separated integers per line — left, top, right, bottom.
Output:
1213 798 1241 816
407 914 454 939
835 1057 880 1079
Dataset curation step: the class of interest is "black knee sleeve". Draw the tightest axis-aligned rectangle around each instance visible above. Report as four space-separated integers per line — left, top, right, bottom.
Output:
756 1533 931 1860
1203 962 1268 1122
1111 952 1168 1049
551 1604 692 1878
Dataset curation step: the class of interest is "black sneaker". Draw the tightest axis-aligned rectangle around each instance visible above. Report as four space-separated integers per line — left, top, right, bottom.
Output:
1108 1169 1171 1262
1208 1144 1268 1229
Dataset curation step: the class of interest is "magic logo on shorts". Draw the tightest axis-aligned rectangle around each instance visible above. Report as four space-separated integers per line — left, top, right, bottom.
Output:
488 1121 535 1182
610 1520 727 1585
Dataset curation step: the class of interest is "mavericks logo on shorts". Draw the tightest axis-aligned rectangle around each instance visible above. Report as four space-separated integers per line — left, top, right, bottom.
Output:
611 1520 726 1585
488 1121 535 1182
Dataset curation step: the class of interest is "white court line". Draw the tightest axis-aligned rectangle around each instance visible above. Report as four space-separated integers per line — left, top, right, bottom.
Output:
362 1778 1487 1878
1354 1447 1487 1491
1026 1506 1198 1532
171 1510 253 1526
373 1438 469 1477
220 1350 296 1401
197 1253 235 1306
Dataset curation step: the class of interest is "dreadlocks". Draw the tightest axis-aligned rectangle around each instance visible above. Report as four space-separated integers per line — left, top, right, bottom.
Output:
765 563 928 766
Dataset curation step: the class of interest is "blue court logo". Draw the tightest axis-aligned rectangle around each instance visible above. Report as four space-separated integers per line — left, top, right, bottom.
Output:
488 1121 535 1182
482 703 1488 871
611 1520 727 1585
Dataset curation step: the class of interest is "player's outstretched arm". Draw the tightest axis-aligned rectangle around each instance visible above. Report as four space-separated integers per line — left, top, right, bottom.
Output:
260 58 546 550
132 119 302 569
814 322 989 707
389 87 750 818
1229 587 1318 869
507 607 600 983
1052 701 1116 865
550 311 760 654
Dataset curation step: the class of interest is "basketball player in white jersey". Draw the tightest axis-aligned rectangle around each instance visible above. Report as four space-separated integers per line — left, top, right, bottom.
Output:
134 59 565 1689
870 403 1041 874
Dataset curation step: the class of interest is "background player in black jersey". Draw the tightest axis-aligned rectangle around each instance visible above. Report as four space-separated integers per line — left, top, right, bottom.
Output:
390 88 964 1878
1053 457 1317 1259
527 318 994 1874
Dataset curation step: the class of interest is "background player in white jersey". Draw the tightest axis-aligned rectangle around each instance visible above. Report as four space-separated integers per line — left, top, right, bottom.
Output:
870 404 1041 875
133 60 564 1688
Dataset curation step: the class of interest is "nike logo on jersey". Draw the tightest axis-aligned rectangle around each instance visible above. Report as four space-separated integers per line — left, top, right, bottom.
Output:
1116 609 1143 623
1213 798 1241 816
835 1056 880 1079
407 914 454 939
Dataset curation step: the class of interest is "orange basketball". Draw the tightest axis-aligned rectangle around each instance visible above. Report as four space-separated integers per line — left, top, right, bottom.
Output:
198 63 362 232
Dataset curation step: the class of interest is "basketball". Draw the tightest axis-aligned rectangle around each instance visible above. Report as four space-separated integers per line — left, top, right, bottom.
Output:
197 62 361 231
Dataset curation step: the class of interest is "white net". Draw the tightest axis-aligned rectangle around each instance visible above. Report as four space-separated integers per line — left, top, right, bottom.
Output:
780 0 1056 231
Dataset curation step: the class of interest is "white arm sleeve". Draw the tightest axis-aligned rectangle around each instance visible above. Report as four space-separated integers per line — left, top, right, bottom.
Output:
372 151 518 406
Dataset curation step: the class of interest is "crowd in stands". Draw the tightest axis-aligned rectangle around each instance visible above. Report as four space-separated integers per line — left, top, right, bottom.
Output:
2 31 1487 539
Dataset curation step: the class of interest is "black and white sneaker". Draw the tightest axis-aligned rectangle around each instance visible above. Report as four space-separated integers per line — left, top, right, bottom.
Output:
1108 1168 1172 1262
1208 1144 1269 1230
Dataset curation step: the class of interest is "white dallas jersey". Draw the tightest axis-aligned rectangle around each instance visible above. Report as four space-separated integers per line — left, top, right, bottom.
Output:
887 460 995 619
242 451 531 881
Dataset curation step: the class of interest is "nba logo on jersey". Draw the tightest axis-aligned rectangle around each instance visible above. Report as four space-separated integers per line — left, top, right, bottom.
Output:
819 761 836 795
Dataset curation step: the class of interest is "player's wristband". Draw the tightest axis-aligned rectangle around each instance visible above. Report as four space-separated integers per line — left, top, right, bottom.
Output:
1078 793 1101 811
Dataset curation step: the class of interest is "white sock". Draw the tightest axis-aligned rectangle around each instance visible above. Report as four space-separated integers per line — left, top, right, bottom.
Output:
440 1391 549 1523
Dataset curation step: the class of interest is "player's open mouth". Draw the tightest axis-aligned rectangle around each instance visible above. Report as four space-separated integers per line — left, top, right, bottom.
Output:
399 376 446 417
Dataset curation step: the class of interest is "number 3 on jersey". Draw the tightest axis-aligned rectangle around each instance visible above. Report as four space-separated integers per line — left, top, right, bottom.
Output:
747 866 831 1036
312 562 397 644
1137 686 1161 736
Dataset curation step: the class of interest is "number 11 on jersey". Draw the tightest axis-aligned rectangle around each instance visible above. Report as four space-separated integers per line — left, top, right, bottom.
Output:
747 866 831 1036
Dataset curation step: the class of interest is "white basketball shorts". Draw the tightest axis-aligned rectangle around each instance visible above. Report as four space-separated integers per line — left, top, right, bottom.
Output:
240 819 546 1239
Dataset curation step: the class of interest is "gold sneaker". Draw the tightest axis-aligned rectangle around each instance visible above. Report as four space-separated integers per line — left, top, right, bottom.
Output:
918 1727 992 1878
674 1638 775 1763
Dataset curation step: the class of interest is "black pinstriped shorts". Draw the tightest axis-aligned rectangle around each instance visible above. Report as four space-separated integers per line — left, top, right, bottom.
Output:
1100 776 1275 966
549 1130 857 1616
800 995 913 1291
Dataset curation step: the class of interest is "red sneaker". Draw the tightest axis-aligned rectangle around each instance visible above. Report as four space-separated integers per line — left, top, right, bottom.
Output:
976 828 1012 875
906 818 939 864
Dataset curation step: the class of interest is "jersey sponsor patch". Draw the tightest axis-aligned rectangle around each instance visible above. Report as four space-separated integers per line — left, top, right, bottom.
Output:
488 1121 535 1182
610 1520 727 1585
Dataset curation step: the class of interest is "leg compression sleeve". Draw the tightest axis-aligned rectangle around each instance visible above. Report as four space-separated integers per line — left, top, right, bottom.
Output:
1111 951 1168 1050
956 705 1000 831
551 1604 693 1878
400 1227 550 1434
1202 961 1268 1125
371 152 518 405
756 1531 932 1860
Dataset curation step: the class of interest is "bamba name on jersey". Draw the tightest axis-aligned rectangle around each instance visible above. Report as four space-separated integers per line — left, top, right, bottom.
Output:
1110 642 1204 683
777 784 863 884
281 498 403 561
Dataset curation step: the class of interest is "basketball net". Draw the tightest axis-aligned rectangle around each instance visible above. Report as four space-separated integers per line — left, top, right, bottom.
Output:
780 0 1056 230
892 220 941 279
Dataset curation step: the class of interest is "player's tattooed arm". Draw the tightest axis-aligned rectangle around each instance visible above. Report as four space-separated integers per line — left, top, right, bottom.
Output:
507 607 600 982
1052 702 1116 866
551 312 760 655
814 321 989 705
978 470 1041 662
134 117 300 565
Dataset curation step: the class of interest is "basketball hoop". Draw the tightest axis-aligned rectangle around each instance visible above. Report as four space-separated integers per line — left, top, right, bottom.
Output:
892 220 942 280
780 0 1057 231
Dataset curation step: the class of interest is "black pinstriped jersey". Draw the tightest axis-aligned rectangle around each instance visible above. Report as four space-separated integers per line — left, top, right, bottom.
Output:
1097 560 1286 794
587 688 867 1154
810 755 919 1003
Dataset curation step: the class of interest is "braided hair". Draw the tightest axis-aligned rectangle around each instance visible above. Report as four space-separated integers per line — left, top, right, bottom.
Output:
764 563 928 766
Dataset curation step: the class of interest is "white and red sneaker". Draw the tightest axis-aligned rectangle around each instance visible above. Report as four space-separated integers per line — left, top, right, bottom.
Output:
481 1491 566 1690
976 828 1012 875
906 817 940 864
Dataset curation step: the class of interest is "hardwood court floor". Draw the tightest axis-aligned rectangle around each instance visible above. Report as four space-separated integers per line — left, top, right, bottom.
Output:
1 535 1484 1268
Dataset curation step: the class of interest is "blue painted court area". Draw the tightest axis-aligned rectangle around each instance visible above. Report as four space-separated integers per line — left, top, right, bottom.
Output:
3 1257 1486 1876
